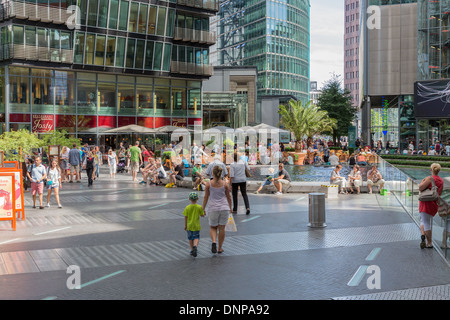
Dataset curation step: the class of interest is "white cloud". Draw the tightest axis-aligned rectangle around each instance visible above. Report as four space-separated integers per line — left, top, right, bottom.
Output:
310 0 344 89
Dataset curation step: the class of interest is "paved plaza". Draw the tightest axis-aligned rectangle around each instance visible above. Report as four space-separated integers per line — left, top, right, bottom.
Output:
0 168 449 301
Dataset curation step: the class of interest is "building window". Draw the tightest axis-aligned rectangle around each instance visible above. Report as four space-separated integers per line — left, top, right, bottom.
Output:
105 36 116 66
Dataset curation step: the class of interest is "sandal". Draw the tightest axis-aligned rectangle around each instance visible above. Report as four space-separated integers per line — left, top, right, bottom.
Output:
218 249 224 254
420 235 426 249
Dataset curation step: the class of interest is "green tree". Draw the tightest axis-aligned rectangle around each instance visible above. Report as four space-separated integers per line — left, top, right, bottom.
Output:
0 129 44 161
278 99 337 151
317 75 357 144
40 129 80 149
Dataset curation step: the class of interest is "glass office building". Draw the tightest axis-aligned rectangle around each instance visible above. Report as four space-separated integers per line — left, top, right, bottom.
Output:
213 0 310 103
0 0 218 144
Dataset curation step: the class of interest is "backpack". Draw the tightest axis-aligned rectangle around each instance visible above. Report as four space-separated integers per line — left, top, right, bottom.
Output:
86 157 94 169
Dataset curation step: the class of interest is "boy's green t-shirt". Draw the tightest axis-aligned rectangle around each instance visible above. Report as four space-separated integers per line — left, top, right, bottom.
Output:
129 146 141 162
183 204 204 231
192 166 202 176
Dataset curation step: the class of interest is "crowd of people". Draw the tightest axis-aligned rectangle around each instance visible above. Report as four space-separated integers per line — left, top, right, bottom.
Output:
23 136 450 255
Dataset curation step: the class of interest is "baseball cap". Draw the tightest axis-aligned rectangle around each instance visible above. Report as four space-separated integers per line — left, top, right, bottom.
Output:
189 192 199 201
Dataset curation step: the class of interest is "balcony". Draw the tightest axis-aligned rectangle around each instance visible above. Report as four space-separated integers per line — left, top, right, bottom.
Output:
171 61 213 77
176 0 219 12
0 43 73 63
174 27 217 44
0 0 71 24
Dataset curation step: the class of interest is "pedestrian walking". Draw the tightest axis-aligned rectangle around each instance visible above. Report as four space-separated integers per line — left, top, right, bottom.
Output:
107 149 118 179
419 163 443 249
129 141 142 182
183 192 205 257
46 159 62 208
202 166 232 254
27 156 47 209
60 146 70 183
83 151 95 187
230 153 250 214
68 143 81 183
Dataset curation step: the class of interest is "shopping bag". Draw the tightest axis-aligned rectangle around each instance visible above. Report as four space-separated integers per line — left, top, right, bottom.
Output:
225 214 237 232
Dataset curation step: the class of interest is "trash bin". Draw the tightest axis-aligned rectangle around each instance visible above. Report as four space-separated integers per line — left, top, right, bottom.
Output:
308 193 326 228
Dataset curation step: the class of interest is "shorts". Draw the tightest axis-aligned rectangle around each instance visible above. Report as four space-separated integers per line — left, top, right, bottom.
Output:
131 161 140 172
175 175 184 181
208 210 229 227
60 159 68 170
263 179 272 186
187 230 200 241
70 164 80 174
420 212 434 232
109 164 116 174
31 182 44 195
47 183 60 190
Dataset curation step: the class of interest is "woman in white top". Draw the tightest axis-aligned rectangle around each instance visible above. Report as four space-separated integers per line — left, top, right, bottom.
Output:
347 164 362 194
330 164 346 194
60 146 70 183
230 152 250 214
46 159 62 208
202 166 232 254
107 149 118 178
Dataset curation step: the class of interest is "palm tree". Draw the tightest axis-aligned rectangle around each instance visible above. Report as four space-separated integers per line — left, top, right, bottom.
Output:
278 99 337 151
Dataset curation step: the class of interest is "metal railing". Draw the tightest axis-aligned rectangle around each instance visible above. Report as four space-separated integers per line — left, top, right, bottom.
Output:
377 156 449 265
170 61 213 76
176 0 219 11
0 43 73 63
174 27 217 44
0 0 71 24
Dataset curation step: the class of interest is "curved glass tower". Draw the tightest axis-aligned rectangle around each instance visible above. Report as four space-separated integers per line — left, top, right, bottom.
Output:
214 0 310 103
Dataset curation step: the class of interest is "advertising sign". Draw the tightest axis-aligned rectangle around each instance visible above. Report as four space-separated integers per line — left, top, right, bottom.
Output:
414 80 450 118
0 173 16 230
32 114 54 133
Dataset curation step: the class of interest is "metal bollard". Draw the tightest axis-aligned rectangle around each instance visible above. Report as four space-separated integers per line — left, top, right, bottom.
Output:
308 193 326 228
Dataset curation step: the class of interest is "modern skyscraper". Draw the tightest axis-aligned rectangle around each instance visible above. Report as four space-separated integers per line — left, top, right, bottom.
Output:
344 0 360 109
0 0 219 145
212 0 310 104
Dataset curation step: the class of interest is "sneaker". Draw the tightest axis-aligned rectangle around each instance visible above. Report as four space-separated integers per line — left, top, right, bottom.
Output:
58 204 62 209
211 242 217 254
46 203 50 208
192 246 197 257
139 181 146 184
254 191 259 194
275 191 282 195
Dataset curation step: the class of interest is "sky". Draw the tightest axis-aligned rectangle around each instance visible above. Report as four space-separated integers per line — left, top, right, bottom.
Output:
309 0 344 90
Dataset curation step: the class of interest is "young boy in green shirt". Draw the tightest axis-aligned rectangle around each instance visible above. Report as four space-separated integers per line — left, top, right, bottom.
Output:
183 192 205 257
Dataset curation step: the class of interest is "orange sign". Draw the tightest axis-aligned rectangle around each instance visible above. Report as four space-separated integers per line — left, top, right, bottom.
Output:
0 172 16 231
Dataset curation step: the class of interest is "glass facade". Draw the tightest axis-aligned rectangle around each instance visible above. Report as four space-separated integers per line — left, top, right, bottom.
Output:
0 0 219 140
215 0 310 103
418 0 450 80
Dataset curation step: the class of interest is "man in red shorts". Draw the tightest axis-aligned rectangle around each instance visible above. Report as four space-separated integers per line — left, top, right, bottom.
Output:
26 156 47 209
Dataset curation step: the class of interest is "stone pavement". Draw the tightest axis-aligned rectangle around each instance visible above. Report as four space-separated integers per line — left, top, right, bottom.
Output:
0 167 449 301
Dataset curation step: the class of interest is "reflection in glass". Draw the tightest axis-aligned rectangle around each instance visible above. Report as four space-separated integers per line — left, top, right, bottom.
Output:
105 36 116 66
77 80 97 114
109 0 119 29
54 71 75 114
115 37 126 67
98 81 116 115
32 70 54 114
126 38 135 68
118 83 135 115
148 6 157 35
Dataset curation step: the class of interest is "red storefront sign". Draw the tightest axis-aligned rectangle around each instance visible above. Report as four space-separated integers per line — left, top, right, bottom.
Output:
32 114 54 133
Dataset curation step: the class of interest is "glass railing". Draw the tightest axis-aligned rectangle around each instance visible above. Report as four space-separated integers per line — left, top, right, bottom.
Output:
377 156 449 265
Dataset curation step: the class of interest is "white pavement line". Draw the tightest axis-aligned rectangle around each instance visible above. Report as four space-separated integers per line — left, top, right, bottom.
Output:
347 265 368 287
366 248 382 261
241 216 261 223
0 238 21 245
34 227 72 236
295 196 306 202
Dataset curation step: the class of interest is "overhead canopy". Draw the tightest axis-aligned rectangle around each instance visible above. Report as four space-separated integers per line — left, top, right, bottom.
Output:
155 125 193 133
103 124 157 134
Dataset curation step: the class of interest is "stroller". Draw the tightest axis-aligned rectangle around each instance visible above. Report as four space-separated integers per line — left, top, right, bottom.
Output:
117 157 127 173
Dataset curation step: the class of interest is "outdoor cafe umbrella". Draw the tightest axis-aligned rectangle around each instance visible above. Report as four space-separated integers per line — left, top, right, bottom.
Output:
252 123 289 133
155 125 193 133
103 124 157 134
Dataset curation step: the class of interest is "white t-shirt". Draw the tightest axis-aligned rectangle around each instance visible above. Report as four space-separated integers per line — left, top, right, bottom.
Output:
108 153 117 165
